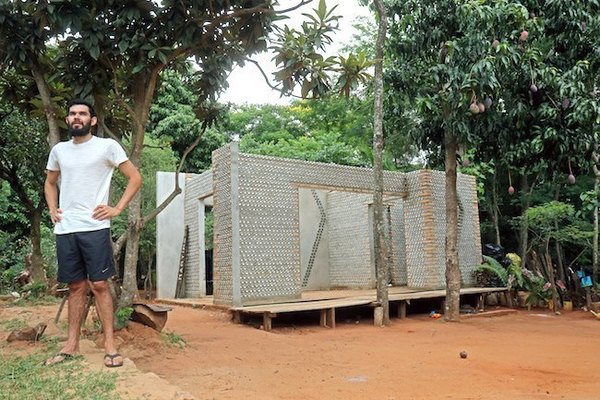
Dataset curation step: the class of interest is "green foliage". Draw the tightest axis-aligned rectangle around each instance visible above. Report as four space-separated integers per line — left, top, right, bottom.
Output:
148 69 228 172
0 231 29 294
505 253 525 289
22 281 48 298
161 330 186 349
114 307 133 330
521 268 551 306
270 0 340 97
475 255 508 286
40 224 57 280
222 99 394 167
0 352 120 400
524 201 593 248
475 253 527 290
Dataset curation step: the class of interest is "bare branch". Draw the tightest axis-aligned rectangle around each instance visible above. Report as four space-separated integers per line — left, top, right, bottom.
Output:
245 58 305 100
98 120 128 153
140 121 208 227
113 231 128 259
275 0 312 14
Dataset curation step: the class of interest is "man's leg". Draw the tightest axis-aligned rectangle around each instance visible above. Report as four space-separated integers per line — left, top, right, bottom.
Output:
89 280 123 367
44 279 87 365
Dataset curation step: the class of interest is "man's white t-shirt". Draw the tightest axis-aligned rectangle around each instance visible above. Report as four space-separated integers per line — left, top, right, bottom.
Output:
46 136 128 235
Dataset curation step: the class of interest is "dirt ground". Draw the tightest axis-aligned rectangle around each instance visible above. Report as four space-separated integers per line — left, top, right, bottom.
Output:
2 300 600 400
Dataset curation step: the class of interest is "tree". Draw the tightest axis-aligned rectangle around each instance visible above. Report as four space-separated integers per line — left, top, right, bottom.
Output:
371 0 390 325
385 0 600 317
386 0 537 320
0 98 49 285
221 101 371 166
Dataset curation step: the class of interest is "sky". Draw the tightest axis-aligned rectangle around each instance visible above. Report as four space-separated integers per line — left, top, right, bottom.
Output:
218 0 372 105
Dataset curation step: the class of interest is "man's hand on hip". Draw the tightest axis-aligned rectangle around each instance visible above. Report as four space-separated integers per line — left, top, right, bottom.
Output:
93 204 122 220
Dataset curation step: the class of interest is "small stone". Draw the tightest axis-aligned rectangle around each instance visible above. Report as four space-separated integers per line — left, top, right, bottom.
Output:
460 351 468 359
172 391 196 400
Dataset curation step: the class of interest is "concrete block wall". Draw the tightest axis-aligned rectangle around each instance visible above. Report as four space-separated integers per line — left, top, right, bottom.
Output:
212 146 235 305
236 153 301 304
389 199 407 285
403 170 440 288
403 170 481 289
327 191 373 289
457 174 482 285
183 171 213 297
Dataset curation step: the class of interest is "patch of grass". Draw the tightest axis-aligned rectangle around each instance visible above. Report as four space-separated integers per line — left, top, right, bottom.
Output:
0 318 28 332
40 335 60 351
0 351 121 400
10 295 60 307
161 330 186 349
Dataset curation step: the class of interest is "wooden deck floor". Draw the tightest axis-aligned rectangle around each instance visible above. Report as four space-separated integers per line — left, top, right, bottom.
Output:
230 286 507 331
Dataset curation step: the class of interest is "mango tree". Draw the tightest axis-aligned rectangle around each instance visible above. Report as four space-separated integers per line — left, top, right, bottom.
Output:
473 0 600 275
385 0 536 320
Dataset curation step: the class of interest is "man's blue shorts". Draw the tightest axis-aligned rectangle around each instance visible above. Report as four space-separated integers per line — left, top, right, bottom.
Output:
56 228 115 283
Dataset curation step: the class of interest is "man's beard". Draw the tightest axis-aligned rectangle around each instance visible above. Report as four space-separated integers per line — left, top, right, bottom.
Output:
68 122 91 137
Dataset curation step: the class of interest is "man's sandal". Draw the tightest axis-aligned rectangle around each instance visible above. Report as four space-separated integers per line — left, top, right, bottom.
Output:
104 353 124 368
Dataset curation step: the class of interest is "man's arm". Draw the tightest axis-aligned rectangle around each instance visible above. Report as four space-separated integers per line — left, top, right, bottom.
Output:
44 170 62 224
92 160 142 221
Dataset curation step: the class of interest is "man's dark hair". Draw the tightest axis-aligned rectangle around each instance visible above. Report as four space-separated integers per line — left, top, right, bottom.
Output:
67 98 96 117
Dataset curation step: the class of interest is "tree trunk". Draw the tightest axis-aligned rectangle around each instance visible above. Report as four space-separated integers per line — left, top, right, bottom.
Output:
118 72 157 308
119 194 142 308
594 176 599 284
372 0 389 326
552 184 566 285
518 174 531 268
491 165 501 246
30 58 61 147
444 129 460 322
28 207 47 285
544 239 560 313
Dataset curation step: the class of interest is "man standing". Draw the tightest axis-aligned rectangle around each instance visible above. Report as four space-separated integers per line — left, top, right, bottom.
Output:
44 99 142 367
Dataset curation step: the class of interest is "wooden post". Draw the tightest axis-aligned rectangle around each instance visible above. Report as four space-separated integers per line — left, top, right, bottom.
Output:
320 308 336 328
326 308 335 328
232 311 242 324
262 312 276 332
478 294 485 311
398 301 407 319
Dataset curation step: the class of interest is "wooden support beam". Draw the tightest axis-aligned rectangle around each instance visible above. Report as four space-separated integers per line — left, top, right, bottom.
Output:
478 294 485 311
320 308 335 328
262 312 277 332
327 308 335 328
232 311 242 324
320 309 327 327
398 301 407 319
